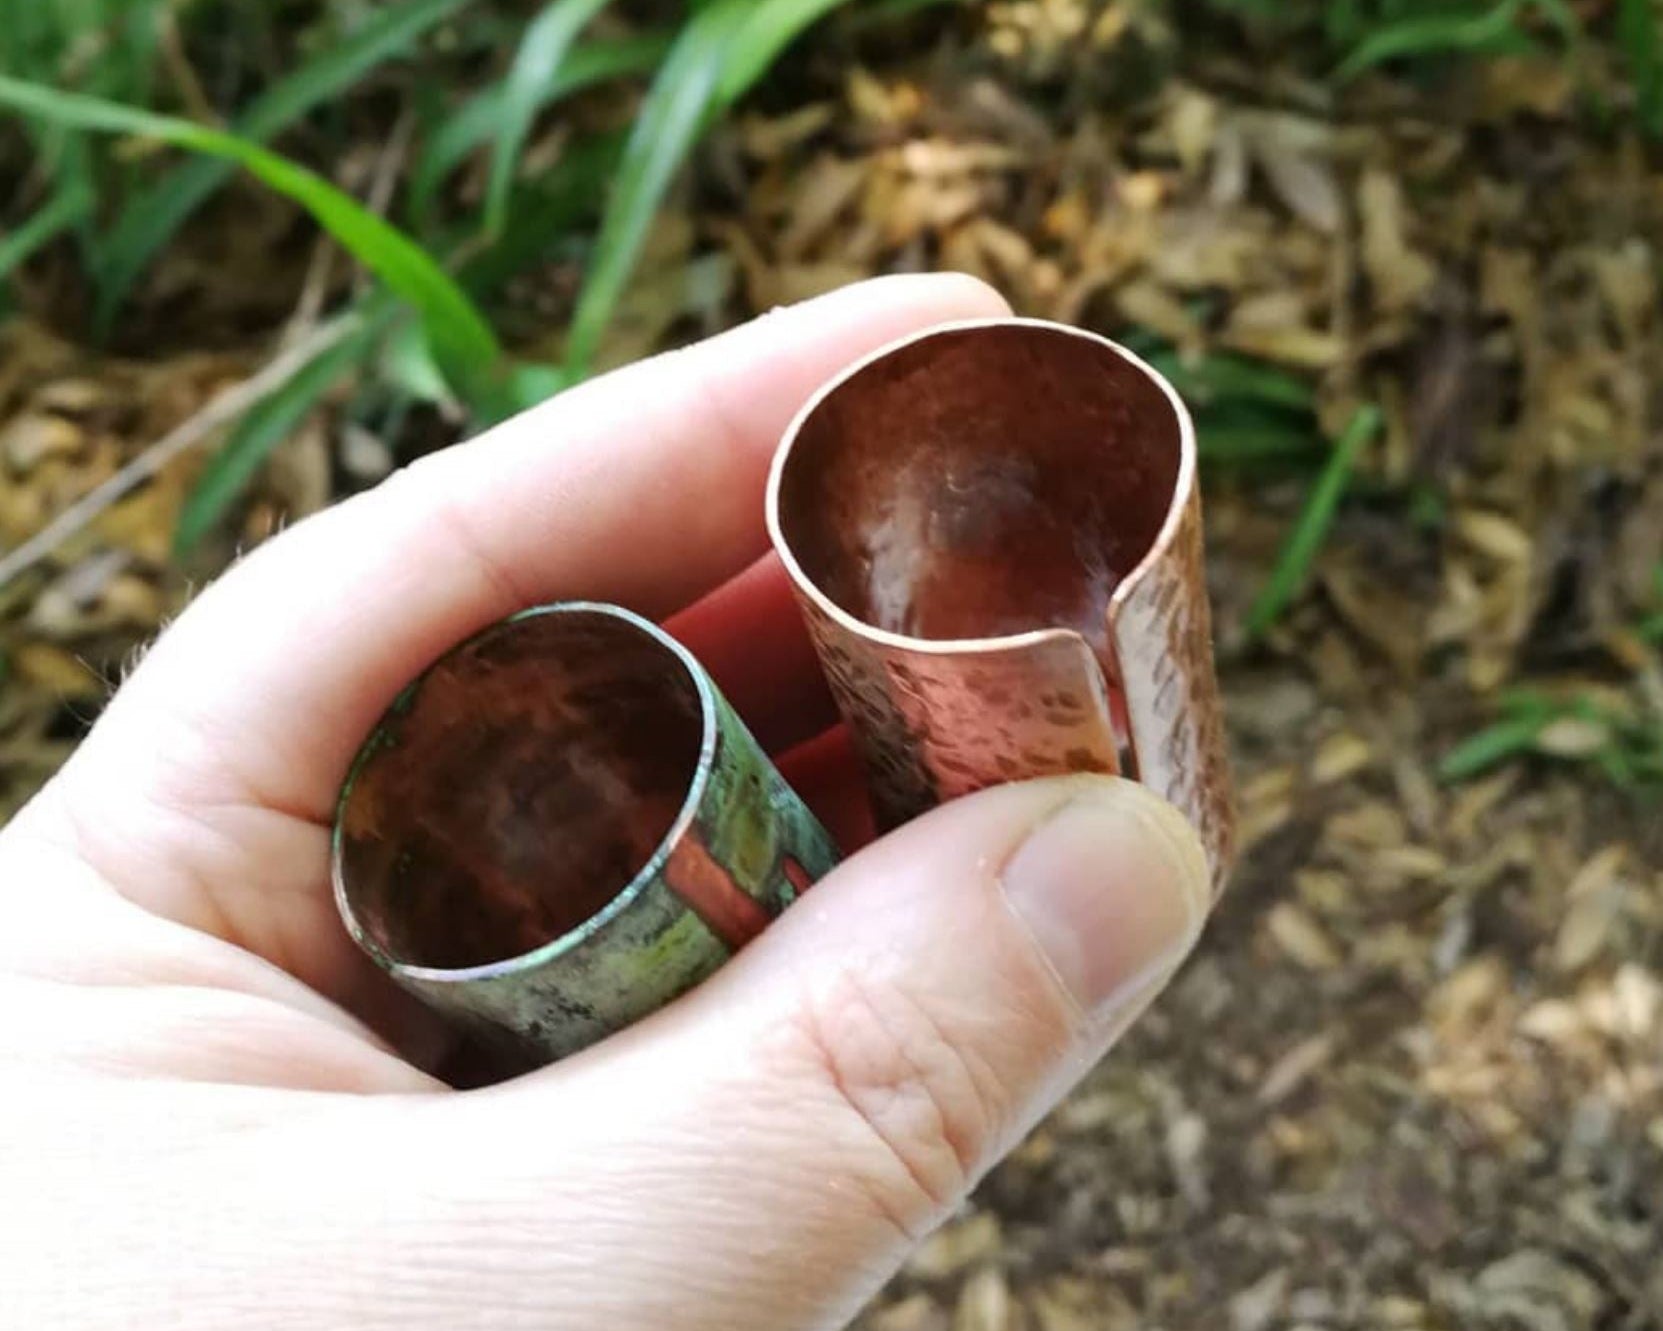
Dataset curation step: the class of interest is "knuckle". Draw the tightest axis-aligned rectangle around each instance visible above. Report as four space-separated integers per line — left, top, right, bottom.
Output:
785 967 1012 1237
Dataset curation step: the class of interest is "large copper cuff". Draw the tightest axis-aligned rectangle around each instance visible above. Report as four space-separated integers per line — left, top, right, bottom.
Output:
332 603 838 1066
767 319 1234 892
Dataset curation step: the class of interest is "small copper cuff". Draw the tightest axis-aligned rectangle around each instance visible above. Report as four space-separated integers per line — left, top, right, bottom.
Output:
767 319 1234 890
332 603 838 1065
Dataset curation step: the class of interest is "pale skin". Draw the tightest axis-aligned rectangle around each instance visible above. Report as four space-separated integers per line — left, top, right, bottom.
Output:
0 275 1212 1329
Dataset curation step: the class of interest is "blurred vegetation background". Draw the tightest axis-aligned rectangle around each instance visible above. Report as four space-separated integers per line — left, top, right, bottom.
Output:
2 0 1662 1325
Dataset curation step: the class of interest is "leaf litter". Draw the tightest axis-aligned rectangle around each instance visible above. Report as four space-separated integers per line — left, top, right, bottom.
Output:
2 2 1662 1325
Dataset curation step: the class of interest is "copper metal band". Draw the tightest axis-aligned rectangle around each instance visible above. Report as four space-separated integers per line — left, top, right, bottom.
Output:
767 318 1235 891
331 603 839 1065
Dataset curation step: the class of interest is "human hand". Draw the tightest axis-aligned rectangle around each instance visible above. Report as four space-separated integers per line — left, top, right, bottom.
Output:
0 275 1211 1330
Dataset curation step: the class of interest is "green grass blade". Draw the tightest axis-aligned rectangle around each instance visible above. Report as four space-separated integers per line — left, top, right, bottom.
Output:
563 0 752 375
1438 709 1555 781
1619 0 1663 137
717 0 859 104
0 176 93 282
484 0 614 238
1147 349 1315 412
379 316 457 407
457 131 623 295
1324 0 1367 48
1244 403 1382 639
500 360 571 415
565 0 857 375
174 325 375 555
0 74 501 397
1198 419 1323 466
93 0 468 330
1333 0 1533 83
846 0 968 28
411 35 667 232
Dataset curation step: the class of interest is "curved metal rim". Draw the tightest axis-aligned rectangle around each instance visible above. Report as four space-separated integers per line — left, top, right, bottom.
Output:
764 316 1200 657
329 601 720 987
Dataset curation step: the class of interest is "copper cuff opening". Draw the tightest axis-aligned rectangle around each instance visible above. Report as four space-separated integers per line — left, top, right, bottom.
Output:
767 318 1234 889
332 602 838 1063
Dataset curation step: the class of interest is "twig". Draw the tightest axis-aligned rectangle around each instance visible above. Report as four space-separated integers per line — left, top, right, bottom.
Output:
0 312 362 592
354 107 417 296
287 107 414 339
158 0 218 126
285 232 341 343
366 108 416 222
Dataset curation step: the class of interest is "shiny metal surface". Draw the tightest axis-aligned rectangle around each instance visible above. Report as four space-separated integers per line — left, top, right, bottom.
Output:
767 318 1235 890
332 602 838 1066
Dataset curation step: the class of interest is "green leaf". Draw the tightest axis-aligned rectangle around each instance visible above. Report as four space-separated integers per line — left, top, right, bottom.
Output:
1438 707 1555 781
0 74 502 401
175 326 375 555
1437 691 1658 787
1198 419 1323 466
455 131 623 295
0 176 92 282
846 0 968 28
1147 349 1315 412
92 0 468 331
410 35 667 231
1619 0 1663 138
1324 0 1367 49
484 0 614 238
499 360 572 415
1244 403 1383 639
565 0 857 375
564 0 752 376
378 317 454 407
1333 0 1534 83
717 0 857 104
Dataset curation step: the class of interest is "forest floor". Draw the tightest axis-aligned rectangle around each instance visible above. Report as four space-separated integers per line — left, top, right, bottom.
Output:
2 4 1662 1328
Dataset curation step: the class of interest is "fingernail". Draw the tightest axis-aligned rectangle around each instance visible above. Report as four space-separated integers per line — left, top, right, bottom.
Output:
1000 780 1208 1020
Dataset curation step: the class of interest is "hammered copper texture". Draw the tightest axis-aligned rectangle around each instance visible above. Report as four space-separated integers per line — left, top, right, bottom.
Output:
1111 485 1235 893
796 590 1123 830
769 318 1235 887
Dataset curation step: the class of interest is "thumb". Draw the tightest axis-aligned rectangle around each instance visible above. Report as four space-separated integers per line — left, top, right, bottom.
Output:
354 774 1210 1331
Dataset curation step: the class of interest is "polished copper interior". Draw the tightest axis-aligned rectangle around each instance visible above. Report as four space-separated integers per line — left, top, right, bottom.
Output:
336 610 705 972
776 324 1182 666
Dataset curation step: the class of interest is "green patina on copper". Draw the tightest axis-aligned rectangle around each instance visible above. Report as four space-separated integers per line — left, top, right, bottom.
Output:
332 602 838 1067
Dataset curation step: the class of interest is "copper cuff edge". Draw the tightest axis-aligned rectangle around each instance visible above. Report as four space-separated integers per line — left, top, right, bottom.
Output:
331 602 839 1066
767 317 1235 893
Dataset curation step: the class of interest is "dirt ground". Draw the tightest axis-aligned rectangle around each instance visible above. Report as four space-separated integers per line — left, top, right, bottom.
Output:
2 5 1661 1328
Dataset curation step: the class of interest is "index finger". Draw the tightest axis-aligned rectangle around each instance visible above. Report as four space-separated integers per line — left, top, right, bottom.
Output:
25 277 1006 1021
111 275 1009 822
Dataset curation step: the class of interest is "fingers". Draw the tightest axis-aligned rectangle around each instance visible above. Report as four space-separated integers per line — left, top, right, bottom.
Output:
22 275 1006 1016
349 777 1209 1331
103 274 1008 824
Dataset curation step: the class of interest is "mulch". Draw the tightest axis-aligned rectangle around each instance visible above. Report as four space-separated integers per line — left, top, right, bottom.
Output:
2 5 1660 1326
